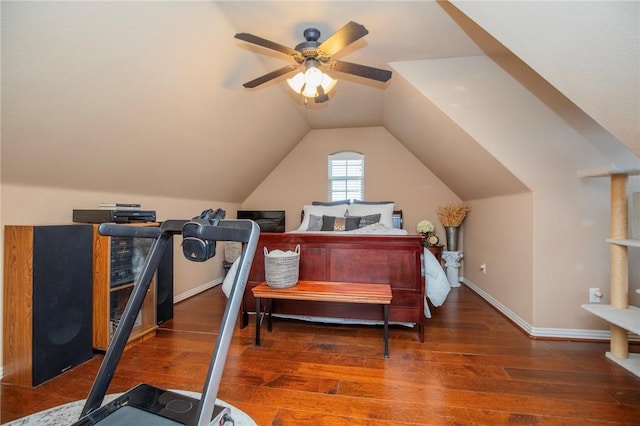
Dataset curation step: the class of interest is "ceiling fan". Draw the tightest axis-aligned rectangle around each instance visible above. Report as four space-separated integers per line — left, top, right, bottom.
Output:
234 21 392 103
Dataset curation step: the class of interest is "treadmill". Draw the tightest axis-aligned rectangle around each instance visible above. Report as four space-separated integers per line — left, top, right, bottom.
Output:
72 210 259 425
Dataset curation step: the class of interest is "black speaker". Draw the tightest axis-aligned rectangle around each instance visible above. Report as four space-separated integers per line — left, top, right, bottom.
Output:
32 225 94 386
4 225 94 386
156 238 174 325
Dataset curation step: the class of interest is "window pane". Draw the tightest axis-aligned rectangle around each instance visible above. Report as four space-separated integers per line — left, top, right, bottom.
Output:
328 152 364 202
331 161 347 177
346 161 362 177
331 181 346 191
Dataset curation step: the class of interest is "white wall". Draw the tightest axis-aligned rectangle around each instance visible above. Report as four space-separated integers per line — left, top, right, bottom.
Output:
464 193 534 324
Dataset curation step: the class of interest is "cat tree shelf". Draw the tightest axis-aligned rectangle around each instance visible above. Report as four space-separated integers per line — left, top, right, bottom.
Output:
581 304 640 336
579 166 639 377
577 166 640 178
606 238 640 248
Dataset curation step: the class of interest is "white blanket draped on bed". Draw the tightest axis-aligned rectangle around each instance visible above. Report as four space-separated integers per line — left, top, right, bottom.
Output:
422 248 450 318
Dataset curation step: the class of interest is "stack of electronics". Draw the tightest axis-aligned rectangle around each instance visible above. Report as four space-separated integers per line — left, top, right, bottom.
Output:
73 203 156 224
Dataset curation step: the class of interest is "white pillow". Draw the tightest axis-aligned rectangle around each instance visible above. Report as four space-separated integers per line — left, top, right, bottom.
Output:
221 257 240 298
296 204 349 231
347 203 395 228
224 242 242 263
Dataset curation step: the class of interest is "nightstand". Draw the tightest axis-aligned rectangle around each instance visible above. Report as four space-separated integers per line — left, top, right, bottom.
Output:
427 244 444 263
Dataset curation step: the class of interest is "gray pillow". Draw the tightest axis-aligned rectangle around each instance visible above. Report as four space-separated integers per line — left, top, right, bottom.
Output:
357 213 381 227
306 214 324 231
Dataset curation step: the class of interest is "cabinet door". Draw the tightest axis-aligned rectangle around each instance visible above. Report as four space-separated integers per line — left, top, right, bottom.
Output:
92 224 158 351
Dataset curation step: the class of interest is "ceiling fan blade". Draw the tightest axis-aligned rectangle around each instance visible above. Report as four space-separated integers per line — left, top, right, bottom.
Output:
318 21 368 57
242 64 299 88
330 60 392 82
235 32 301 58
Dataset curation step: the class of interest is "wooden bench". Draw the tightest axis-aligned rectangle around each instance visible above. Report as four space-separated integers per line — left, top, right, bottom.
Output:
251 280 393 357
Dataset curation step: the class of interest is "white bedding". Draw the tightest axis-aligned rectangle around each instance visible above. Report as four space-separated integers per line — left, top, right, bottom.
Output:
423 248 450 317
221 258 239 298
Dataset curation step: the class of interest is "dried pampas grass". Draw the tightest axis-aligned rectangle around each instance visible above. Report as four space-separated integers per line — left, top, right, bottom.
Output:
437 203 471 227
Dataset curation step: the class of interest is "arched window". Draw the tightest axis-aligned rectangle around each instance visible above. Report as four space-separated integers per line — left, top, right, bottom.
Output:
328 151 364 202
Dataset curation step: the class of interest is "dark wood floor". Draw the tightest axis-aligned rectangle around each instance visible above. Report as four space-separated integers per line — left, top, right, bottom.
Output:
2 285 640 425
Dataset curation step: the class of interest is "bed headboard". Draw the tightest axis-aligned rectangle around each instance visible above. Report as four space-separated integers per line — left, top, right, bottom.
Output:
300 209 403 229
392 210 403 229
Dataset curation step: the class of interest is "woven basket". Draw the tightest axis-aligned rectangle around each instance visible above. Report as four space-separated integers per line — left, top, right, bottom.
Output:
264 245 300 288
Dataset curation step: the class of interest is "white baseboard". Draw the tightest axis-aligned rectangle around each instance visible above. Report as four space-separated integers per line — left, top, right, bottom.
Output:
460 277 638 342
173 277 223 304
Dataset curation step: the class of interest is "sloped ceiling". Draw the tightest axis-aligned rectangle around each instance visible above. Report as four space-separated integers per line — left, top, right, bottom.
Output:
452 0 640 157
383 71 528 200
1 1 310 203
2 1 637 203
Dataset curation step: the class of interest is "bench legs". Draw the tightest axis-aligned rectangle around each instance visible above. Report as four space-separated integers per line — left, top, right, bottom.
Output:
255 298 274 347
255 297 261 346
267 299 273 332
255 298 390 358
383 304 389 358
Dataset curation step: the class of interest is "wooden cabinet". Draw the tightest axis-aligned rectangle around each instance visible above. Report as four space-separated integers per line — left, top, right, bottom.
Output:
91 224 158 350
427 244 444 263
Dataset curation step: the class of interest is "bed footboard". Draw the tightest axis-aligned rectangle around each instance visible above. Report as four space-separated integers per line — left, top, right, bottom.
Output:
241 233 425 342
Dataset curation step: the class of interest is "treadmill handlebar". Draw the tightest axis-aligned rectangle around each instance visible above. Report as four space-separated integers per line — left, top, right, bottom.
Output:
98 219 255 243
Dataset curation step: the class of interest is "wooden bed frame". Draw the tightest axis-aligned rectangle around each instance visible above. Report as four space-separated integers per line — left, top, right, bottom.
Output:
240 232 425 342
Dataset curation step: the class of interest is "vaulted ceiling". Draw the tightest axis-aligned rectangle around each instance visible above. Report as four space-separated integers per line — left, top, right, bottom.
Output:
2 1 638 203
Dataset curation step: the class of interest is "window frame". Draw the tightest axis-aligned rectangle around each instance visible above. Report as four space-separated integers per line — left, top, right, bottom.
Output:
327 151 364 202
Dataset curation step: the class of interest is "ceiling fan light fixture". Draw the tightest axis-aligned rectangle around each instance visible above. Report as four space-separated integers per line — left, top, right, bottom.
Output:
319 73 337 94
286 72 306 93
304 61 323 87
287 61 337 100
301 83 318 98
237 22 391 101
314 86 329 104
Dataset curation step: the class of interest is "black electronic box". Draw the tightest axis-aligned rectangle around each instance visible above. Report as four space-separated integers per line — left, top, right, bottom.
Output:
73 209 156 224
